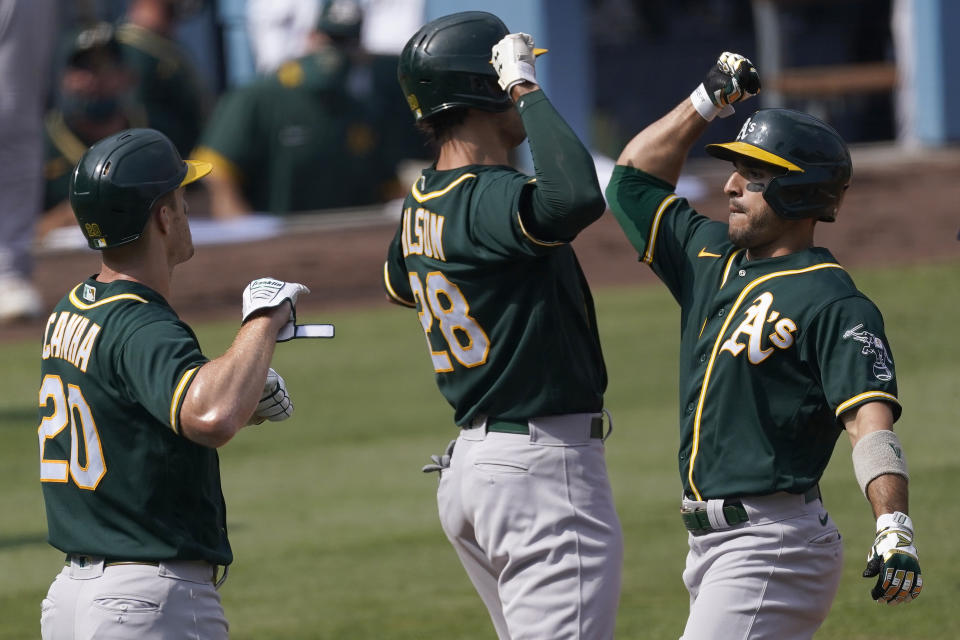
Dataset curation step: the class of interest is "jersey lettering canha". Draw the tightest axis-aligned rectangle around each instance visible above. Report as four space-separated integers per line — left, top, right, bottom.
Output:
607 166 900 499
38 278 231 564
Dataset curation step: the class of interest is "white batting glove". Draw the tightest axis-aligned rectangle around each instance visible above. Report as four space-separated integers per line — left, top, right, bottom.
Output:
248 368 293 425
490 33 544 92
241 277 310 337
690 51 761 121
862 511 923 604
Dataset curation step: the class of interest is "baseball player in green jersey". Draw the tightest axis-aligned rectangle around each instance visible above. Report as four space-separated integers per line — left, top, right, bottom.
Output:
192 0 396 217
606 53 923 638
38 128 309 639
383 11 622 640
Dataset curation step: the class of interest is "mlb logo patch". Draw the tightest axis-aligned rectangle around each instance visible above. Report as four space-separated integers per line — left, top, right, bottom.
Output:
82 284 96 302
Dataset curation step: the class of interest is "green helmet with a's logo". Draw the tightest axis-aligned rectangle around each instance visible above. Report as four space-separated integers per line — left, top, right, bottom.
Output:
397 11 513 122
705 108 852 222
70 128 211 250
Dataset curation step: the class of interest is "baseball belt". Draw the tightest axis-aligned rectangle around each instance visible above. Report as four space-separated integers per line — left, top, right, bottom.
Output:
681 485 821 536
471 416 604 439
65 554 229 588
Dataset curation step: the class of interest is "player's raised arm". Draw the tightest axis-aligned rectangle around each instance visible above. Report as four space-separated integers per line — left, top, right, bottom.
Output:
615 52 761 186
842 403 923 605
491 33 605 241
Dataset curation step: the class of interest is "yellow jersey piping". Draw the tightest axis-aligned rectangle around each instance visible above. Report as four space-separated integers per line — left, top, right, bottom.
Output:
68 285 148 309
643 194 678 264
411 173 476 203
835 391 900 417
516 211 565 247
169 367 199 434
720 250 745 288
383 261 416 307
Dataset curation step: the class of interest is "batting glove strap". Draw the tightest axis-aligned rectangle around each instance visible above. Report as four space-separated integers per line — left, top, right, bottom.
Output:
863 511 923 604
491 33 539 92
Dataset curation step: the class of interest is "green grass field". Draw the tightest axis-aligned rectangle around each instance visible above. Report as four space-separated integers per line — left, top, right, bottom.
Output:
1 261 957 638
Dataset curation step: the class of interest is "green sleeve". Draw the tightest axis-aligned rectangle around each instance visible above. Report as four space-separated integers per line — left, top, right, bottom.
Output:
383 223 415 306
516 91 605 241
117 319 209 436
198 88 263 179
803 295 901 422
606 164 725 300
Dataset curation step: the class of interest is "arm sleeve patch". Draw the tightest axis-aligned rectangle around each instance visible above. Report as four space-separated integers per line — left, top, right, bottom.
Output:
807 296 901 421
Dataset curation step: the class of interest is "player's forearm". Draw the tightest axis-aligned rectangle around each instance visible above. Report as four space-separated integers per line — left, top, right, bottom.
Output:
865 473 909 518
844 401 910 516
520 90 606 237
616 98 710 187
204 171 253 219
180 311 286 447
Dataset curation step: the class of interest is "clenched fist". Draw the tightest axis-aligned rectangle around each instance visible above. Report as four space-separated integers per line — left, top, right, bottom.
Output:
491 33 546 92
691 51 761 121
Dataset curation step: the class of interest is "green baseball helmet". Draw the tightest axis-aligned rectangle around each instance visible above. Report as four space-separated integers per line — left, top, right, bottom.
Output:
705 108 852 222
70 128 211 250
397 11 513 122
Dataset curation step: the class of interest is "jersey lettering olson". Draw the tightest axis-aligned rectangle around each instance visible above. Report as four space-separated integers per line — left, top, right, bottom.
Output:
719 292 798 364
401 206 446 261
41 311 102 373
688 262 844 500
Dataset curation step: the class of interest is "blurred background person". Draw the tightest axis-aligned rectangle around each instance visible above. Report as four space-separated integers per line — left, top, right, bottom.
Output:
245 0 323 74
0 0 58 323
116 0 210 156
192 0 400 218
38 22 145 242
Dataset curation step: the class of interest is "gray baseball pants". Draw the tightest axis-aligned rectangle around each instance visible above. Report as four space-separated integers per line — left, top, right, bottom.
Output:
680 490 844 640
437 412 623 640
41 556 228 639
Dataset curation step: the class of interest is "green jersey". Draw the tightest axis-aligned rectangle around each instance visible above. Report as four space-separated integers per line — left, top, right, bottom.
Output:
194 50 394 214
383 91 607 426
38 278 231 565
607 166 900 500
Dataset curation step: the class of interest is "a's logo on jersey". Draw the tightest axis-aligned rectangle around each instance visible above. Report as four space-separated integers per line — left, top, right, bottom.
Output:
842 323 894 381
82 284 96 302
720 291 797 364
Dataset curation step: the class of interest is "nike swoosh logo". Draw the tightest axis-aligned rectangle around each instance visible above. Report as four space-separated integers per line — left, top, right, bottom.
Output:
819 513 829 526
698 247 722 258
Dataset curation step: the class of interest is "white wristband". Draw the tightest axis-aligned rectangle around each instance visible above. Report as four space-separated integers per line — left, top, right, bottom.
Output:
876 511 913 535
690 83 734 121
852 429 909 497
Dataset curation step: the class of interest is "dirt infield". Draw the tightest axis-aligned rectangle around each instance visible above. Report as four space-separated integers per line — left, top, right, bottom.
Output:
5 145 958 342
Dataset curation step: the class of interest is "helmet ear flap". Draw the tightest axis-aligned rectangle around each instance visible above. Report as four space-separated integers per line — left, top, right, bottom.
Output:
763 170 847 222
